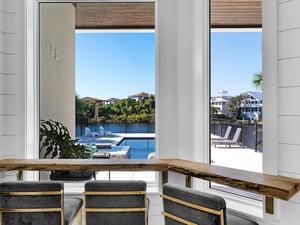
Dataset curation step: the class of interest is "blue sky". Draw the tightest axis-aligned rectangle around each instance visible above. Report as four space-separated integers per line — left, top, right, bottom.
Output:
211 31 262 96
75 31 261 100
76 32 155 100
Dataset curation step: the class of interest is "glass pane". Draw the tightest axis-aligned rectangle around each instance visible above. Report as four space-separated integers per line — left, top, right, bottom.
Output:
210 31 262 200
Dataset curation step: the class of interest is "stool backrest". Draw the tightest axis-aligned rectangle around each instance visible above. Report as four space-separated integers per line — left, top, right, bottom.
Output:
0 181 64 225
84 180 147 225
161 183 226 225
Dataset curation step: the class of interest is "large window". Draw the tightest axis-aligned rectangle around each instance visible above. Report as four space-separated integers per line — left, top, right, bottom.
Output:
75 31 155 138
39 2 156 183
210 30 262 200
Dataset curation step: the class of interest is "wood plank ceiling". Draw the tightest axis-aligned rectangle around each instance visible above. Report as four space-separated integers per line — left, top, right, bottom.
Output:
75 0 262 30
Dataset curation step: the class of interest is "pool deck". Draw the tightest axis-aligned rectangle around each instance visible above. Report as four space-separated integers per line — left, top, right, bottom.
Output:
114 132 155 138
77 132 155 146
76 133 155 160
93 133 261 181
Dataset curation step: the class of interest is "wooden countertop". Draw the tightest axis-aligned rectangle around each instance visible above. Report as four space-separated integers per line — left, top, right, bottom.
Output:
0 158 300 201
0 158 169 172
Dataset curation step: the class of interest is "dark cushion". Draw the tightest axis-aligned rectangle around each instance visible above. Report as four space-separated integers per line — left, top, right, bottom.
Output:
162 183 258 225
0 181 83 225
0 181 63 225
163 183 226 225
0 181 63 192
85 180 146 208
163 183 226 211
85 180 147 225
64 197 83 225
85 180 146 192
0 181 63 209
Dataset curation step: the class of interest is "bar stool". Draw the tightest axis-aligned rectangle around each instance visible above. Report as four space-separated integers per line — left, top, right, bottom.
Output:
161 183 258 225
84 180 148 225
0 181 83 225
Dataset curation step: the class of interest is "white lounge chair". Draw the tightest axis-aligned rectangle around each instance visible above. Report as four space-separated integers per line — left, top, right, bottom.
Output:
98 126 112 136
85 127 99 138
211 125 232 141
212 127 242 148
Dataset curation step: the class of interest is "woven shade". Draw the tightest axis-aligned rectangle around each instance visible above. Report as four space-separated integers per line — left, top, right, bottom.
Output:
75 1 262 30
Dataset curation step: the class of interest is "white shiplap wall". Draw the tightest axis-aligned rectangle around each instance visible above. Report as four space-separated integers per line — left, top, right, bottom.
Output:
277 0 300 183
0 0 25 180
272 0 300 224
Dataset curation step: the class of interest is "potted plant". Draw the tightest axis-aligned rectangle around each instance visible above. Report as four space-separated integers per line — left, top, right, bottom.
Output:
40 119 95 180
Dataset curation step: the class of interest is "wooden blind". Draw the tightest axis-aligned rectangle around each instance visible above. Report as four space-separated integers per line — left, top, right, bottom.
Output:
75 1 262 30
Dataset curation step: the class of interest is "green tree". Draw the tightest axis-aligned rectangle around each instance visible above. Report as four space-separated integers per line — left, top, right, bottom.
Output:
227 94 245 119
75 94 85 119
210 106 220 115
252 71 262 90
76 95 155 123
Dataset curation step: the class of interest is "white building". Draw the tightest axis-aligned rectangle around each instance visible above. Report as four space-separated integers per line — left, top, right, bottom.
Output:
210 90 232 116
240 91 263 120
1 1 300 225
128 92 152 101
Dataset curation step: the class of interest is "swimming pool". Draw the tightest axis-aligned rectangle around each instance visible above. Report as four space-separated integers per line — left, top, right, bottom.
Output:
118 138 155 159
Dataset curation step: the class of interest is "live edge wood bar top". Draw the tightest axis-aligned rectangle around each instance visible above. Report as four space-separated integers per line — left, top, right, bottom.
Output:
0 158 300 201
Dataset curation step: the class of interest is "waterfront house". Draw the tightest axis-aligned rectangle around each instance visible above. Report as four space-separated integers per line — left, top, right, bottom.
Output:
240 91 263 120
104 98 120 105
128 92 152 101
210 90 233 117
1 1 300 225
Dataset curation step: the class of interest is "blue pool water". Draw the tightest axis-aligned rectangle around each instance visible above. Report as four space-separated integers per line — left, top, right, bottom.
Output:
118 138 155 159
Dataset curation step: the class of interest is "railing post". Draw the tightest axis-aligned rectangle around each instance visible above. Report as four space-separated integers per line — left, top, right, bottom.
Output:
185 175 191 188
17 170 23 181
162 171 168 184
265 196 274 214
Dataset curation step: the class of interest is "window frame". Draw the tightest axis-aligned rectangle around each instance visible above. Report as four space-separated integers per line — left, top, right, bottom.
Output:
25 0 266 218
206 28 264 218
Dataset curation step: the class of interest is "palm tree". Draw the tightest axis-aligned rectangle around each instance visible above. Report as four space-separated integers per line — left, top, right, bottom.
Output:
252 71 262 90
227 94 245 119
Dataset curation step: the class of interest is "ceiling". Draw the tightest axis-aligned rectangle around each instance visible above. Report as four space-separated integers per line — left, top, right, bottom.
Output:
75 0 262 30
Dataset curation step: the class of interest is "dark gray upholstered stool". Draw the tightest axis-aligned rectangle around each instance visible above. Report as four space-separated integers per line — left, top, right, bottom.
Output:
161 183 258 225
0 181 83 225
84 180 148 225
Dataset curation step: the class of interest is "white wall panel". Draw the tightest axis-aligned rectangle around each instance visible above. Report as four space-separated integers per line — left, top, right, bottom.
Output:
0 13 16 34
39 3 76 136
279 200 300 224
278 87 300 115
0 116 16 135
156 0 209 161
272 0 300 214
278 0 300 31
0 33 16 53
278 28 300 59
0 136 17 156
0 0 16 12
0 0 25 181
0 54 16 74
278 58 300 87
0 75 16 93
0 95 16 114
278 116 300 145
278 0 292 4
278 144 300 175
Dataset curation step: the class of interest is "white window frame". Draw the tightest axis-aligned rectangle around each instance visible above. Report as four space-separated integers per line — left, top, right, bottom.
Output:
208 28 264 218
25 0 268 219
25 0 159 186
